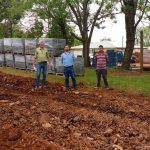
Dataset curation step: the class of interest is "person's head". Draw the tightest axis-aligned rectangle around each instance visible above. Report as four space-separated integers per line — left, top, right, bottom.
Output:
39 41 45 49
99 45 104 52
64 44 70 52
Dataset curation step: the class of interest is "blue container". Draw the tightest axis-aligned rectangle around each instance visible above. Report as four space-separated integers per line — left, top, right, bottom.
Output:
107 50 117 67
116 51 124 62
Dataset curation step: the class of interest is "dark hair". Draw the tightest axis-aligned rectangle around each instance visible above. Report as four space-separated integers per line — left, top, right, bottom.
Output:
64 44 70 48
99 45 103 48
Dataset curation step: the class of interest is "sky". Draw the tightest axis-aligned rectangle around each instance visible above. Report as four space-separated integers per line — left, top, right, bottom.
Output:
91 14 126 47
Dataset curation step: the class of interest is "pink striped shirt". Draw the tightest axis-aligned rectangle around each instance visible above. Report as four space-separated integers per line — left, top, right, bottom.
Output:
94 52 109 70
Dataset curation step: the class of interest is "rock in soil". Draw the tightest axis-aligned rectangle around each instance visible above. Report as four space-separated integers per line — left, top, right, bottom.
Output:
8 128 22 141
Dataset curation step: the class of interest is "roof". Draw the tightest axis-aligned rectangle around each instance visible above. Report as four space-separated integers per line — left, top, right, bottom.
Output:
71 41 148 50
71 41 116 49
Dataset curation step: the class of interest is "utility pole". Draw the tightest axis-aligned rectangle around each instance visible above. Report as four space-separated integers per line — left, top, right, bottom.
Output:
140 31 143 72
122 36 124 50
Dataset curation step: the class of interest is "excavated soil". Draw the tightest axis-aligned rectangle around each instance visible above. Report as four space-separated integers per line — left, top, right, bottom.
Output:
0 71 150 150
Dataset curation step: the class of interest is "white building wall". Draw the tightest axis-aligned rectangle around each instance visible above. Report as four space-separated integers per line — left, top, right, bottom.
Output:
72 50 83 57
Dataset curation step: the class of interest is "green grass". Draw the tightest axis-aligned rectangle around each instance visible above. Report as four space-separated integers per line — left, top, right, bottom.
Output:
0 67 150 96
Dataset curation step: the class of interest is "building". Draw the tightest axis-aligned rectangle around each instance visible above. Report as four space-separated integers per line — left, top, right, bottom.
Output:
71 40 147 57
71 41 117 57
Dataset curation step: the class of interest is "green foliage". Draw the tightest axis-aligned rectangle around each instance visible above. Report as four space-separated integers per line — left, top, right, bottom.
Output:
0 23 5 38
0 0 33 37
23 20 44 38
32 0 73 41
0 0 11 21
12 25 24 38
136 26 150 47
73 39 82 46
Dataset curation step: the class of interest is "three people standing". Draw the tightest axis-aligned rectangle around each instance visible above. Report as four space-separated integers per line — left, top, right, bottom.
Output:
33 42 109 90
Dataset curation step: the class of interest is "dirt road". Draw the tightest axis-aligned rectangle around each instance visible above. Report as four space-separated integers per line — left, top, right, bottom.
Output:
0 72 150 150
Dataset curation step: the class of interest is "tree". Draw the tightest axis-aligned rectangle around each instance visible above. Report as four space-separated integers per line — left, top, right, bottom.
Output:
135 26 150 47
66 0 118 66
32 0 74 43
0 23 7 38
0 0 10 22
23 20 44 38
12 25 24 38
120 0 149 70
0 0 33 37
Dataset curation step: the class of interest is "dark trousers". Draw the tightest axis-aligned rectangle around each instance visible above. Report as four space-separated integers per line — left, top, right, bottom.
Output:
35 62 47 88
64 66 77 88
96 69 109 88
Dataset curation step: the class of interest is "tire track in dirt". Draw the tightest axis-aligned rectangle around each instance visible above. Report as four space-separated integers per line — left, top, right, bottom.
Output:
0 72 150 150
51 92 150 123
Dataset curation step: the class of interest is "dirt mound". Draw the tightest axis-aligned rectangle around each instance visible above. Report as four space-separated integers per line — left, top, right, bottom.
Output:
0 72 150 150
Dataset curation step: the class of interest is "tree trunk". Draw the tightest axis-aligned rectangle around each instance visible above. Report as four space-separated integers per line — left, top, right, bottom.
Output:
122 10 136 70
122 32 135 70
83 39 90 67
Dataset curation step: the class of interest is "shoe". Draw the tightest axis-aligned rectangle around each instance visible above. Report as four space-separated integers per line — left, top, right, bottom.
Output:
34 86 38 90
104 87 111 90
94 86 101 89
42 85 46 88
65 87 69 91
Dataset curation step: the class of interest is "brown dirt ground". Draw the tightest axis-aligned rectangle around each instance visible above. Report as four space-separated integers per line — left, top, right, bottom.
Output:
0 71 150 150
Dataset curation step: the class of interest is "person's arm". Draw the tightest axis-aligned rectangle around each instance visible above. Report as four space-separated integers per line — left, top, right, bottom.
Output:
33 50 37 68
72 52 75 62
61 53 63 64
46 50 51 65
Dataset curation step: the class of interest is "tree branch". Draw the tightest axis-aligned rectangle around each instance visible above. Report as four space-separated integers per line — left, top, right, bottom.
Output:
70 32 83 42
66 0 83 34
97 12 121 20
70 18 79 26
135 0 148 28
119 0 123 7
88 0 104 43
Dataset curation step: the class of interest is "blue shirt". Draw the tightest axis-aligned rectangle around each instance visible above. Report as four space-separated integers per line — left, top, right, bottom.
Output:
61 51 75 67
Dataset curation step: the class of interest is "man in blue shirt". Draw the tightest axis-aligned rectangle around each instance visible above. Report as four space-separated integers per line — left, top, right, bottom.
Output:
61 45 77 89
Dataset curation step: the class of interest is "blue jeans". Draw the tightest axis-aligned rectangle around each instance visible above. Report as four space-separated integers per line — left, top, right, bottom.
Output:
64 66 77 88
35 62 47 88
96 69 109 88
